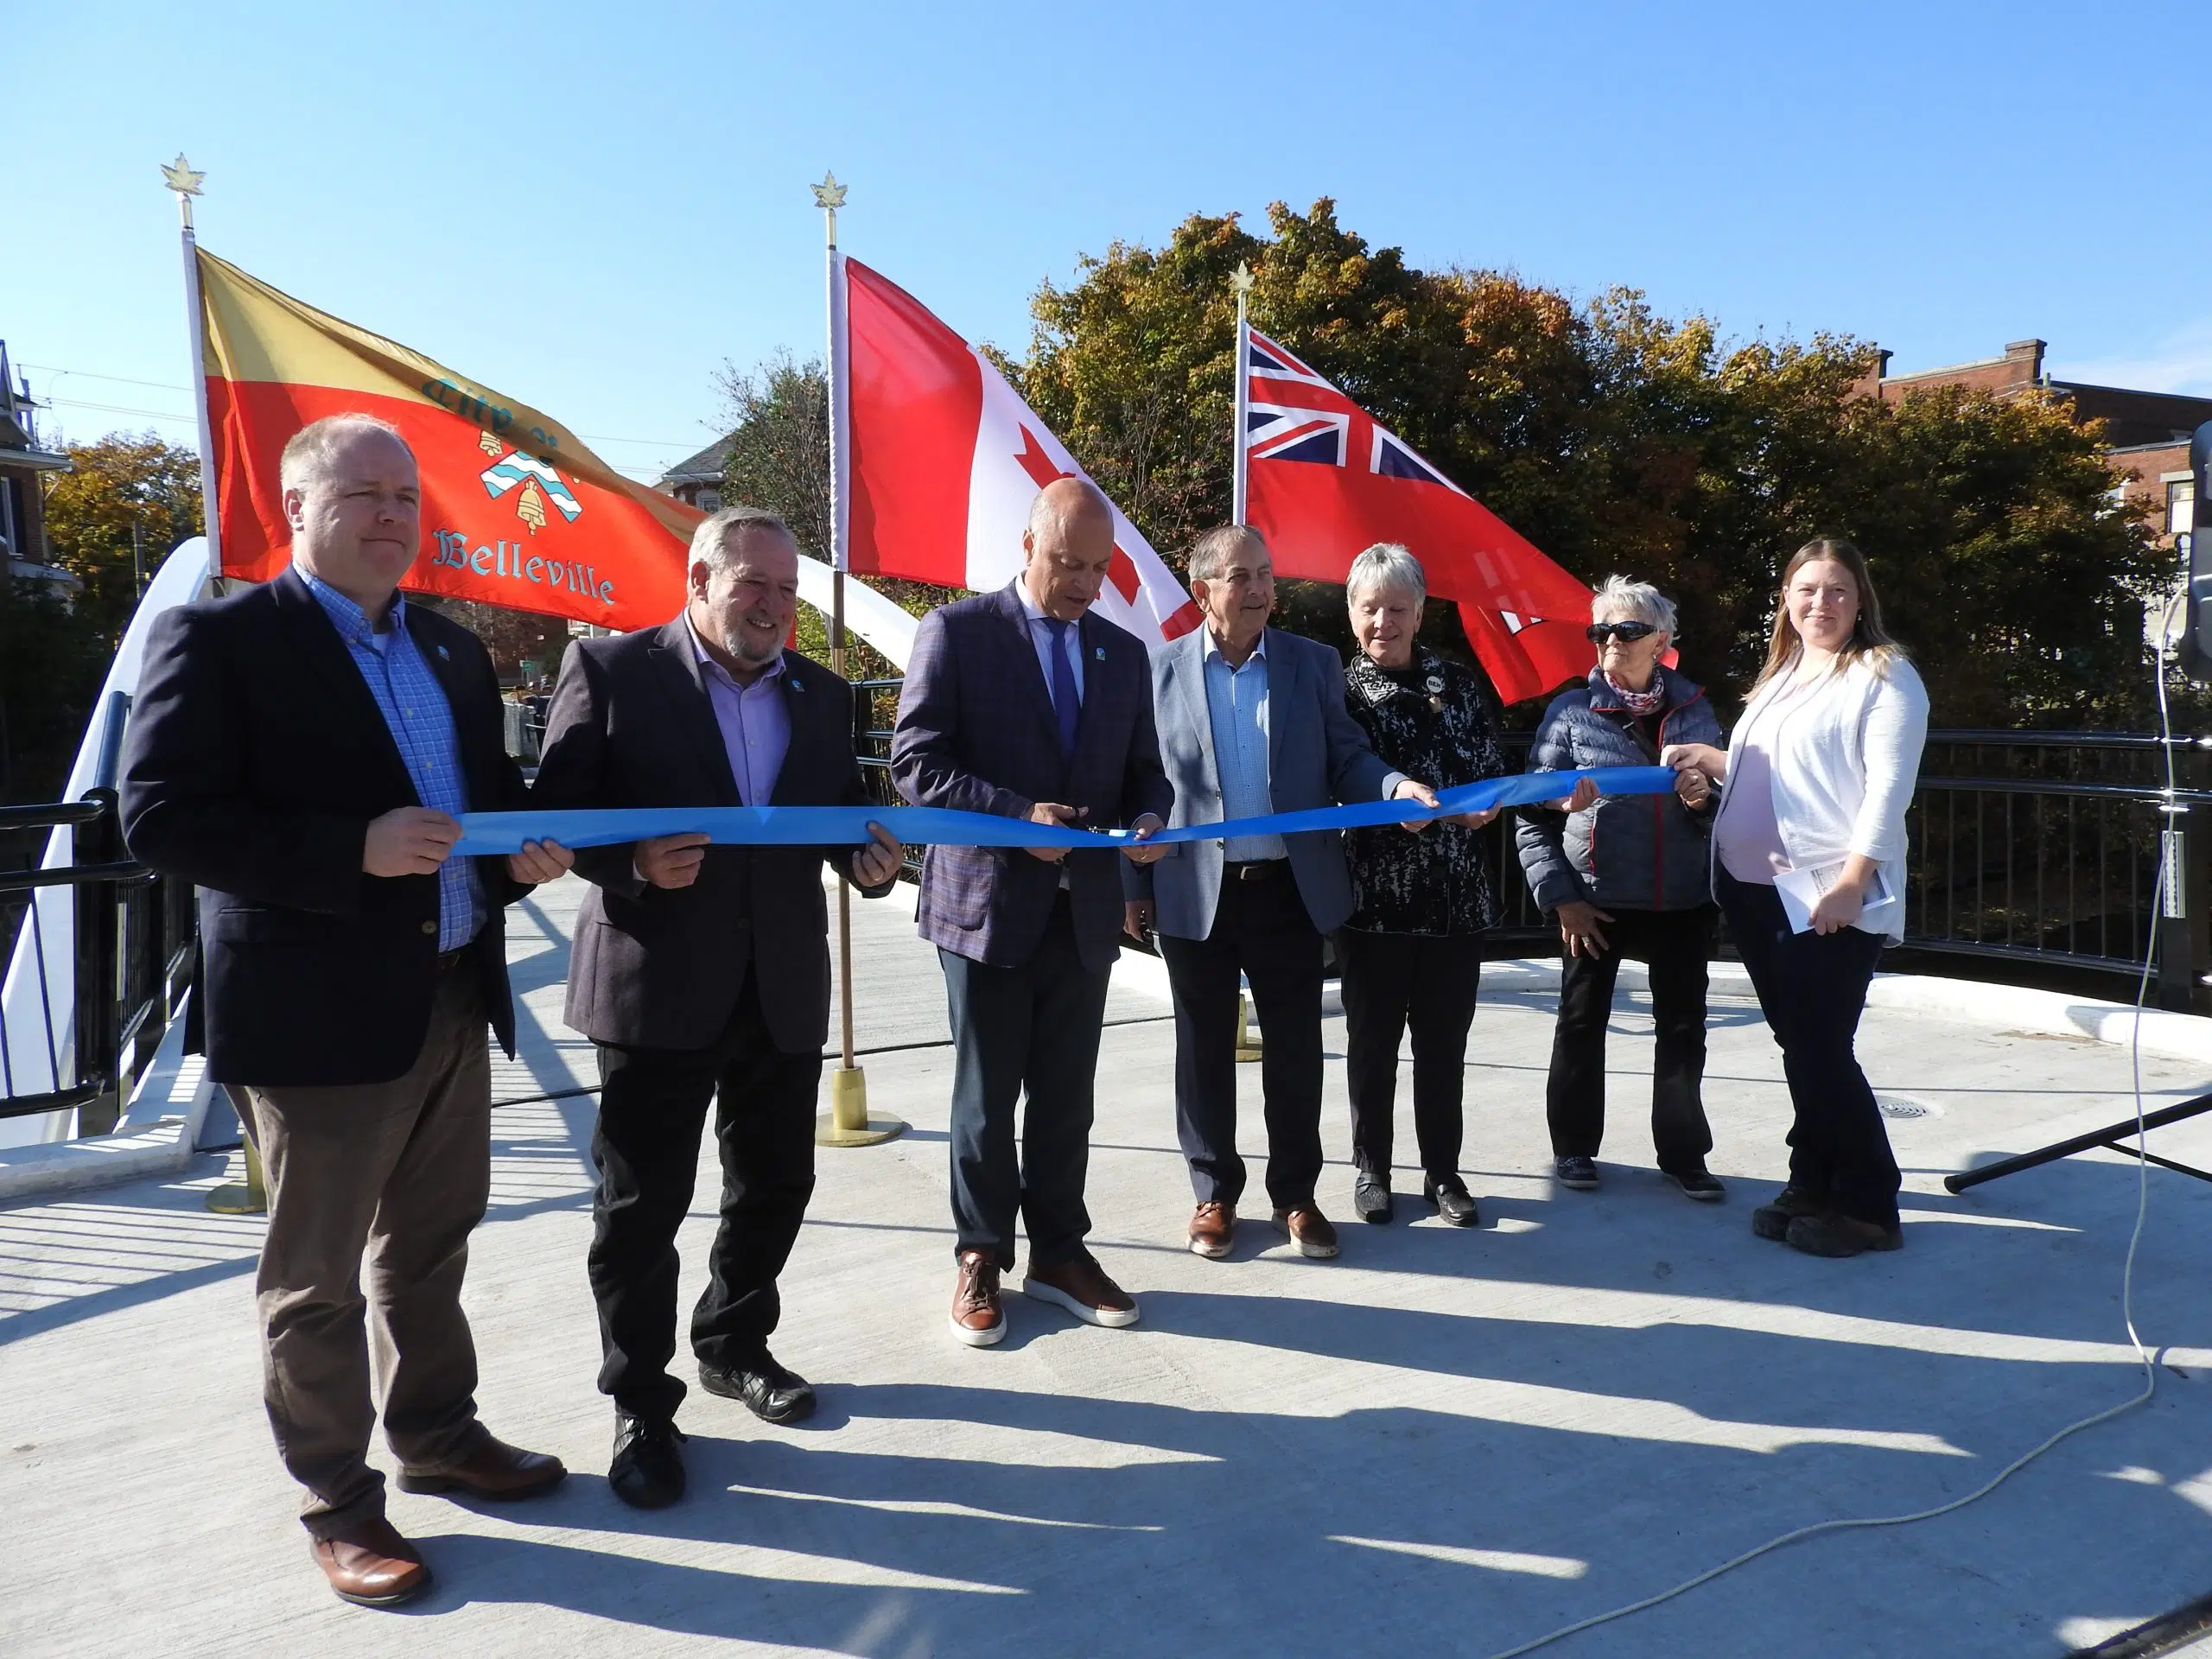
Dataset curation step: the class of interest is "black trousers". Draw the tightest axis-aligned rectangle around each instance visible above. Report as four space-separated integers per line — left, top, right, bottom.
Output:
942 893 1111 1272
1158 867 1325 1211
588 965 822 1422
1545 906 1716 1173
1716 869 1900 1228
1338 929 1484 1184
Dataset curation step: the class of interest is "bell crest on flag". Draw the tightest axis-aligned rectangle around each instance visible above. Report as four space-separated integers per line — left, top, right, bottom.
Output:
478 435 584 536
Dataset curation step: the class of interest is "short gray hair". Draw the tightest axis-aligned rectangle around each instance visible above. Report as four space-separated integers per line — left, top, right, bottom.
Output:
691 505 795 568
278 414 411 495
1346 542 1426 607
1592 574 1677 636
1188 524 1268 584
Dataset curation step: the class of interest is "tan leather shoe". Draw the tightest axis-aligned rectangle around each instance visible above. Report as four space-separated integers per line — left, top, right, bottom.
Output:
1188 1200 1236 1260
398 1433 567 1500
310 1516 430 1608
1021 1255 1139 1328
950 1249 1006 1347
1273 1205 1339 1259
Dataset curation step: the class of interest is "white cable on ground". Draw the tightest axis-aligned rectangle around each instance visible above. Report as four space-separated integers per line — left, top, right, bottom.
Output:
1484 633 2181 1659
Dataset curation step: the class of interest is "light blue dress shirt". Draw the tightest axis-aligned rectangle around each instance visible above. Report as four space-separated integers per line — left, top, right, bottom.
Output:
1202 631 1287 862
302 569 484 951
1017 584 1084 705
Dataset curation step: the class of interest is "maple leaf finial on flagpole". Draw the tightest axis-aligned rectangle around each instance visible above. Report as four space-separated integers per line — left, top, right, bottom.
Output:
161 154 206 229
1230 261 1255 322
810 171 848 249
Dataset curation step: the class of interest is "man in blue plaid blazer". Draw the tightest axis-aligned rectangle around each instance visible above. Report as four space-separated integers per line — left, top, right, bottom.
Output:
892 479 1173 1348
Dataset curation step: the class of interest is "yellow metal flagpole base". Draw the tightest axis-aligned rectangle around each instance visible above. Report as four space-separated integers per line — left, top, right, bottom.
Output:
1235 992 1262 1064
207 1135 268 1215
816 1065 906 1147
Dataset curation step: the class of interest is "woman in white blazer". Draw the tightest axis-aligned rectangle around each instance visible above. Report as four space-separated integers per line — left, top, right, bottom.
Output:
1663 538 1928 1258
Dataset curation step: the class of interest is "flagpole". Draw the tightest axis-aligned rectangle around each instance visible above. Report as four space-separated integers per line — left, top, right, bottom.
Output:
810 171 901 1149
166 156 264 1216
163 156 224 586
1230 261 1253 528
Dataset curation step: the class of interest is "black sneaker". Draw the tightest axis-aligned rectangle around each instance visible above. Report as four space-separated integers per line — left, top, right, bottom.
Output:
1751 1183 1826 1241
608 1413 687 1510
700 1351 817 1425
1423 1177 1480 1228
1353 1173 1394 1224
1554 1155 1600 1191
1669 1169 1726 1204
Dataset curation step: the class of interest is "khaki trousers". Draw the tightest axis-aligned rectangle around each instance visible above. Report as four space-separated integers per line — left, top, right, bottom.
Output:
243 964 492 1536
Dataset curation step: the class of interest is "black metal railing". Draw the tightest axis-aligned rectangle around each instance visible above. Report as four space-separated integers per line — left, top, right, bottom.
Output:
844 689 2212 1003
0 693 197 1132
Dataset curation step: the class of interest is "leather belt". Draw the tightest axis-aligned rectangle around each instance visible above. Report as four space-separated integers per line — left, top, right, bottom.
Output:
1224 859 1289 883
434 943 476 975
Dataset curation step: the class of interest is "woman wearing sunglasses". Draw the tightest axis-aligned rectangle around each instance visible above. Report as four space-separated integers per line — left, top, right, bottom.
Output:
1663 538 1927 1258
1516 577 1726 1202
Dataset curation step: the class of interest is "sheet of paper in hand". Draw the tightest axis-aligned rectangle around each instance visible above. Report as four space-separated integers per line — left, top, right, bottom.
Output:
1773 861 1898 936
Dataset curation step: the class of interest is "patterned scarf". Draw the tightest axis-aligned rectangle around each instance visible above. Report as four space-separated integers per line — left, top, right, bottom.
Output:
1602 672 1667 717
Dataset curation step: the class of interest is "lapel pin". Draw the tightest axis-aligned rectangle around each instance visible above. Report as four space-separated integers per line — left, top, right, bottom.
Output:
437 644 451 661
1094 646 1106 661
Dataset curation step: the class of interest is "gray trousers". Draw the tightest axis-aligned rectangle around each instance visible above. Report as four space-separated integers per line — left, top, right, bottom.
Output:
243 964 492 1536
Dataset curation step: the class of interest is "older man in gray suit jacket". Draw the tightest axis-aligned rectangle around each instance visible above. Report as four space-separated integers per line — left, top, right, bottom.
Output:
1126 525 1437 1262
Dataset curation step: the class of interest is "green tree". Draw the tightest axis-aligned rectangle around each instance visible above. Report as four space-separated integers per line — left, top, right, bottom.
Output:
42 434 204 645
1016 200 2159 724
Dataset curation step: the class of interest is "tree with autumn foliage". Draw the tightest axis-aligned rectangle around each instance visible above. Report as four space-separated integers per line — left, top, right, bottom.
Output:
1014 200 2162 725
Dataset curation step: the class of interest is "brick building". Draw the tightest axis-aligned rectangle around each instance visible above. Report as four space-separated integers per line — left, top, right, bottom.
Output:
1862 338 2209 550
654 434 734 512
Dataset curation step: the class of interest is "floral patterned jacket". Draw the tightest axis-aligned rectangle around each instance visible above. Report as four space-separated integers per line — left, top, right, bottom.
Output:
1339 647 1508 937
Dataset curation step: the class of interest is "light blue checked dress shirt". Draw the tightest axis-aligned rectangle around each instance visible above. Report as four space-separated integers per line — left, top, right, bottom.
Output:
1202 632 1287 863
302 571 484 951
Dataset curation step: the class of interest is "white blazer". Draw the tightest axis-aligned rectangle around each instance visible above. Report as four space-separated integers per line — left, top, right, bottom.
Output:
1713 652 1929 939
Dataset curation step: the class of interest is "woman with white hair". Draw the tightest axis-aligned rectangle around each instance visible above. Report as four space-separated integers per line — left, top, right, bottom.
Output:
1516 575 1727 1202
1337 543 1507 1228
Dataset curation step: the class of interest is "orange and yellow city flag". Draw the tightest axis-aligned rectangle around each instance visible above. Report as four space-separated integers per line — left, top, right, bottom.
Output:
197 246 697 626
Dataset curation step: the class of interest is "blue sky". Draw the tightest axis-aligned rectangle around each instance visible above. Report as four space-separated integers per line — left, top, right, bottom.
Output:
9 1 2209 480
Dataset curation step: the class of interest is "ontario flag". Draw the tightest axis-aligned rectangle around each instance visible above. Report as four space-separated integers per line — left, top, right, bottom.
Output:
1237 323 1595 704
830 254 1201 645
194 246 695 627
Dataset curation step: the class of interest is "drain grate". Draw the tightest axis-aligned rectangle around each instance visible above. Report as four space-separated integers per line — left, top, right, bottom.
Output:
1876 1094 1939 1121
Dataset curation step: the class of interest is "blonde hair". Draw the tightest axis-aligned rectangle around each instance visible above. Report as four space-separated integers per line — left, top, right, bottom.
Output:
1753 537 1905 690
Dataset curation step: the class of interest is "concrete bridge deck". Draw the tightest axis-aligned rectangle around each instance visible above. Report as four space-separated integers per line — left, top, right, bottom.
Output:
3 872 2209 1657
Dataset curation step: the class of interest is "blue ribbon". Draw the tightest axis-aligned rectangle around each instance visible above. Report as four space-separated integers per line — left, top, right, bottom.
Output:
452 766 1681 855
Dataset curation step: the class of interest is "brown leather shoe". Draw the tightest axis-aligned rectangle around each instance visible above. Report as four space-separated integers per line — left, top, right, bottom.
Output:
1188 1200 1236 1260
310 1516 430 1608
1021 1255 1139 1328
950 1250 1006 1347
1273 1205 1339 1259
398 1433 567 1500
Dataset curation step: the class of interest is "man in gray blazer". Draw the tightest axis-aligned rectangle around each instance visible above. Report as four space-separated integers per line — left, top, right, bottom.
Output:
1125 525 1436 1262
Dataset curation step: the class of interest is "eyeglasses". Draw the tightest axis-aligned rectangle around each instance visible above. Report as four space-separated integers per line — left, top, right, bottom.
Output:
1586 620 1658 645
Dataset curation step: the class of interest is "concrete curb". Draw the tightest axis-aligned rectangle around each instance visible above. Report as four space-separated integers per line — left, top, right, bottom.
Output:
0 995 219 1204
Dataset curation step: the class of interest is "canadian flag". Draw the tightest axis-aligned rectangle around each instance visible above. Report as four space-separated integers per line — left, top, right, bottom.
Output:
830 254 1202 645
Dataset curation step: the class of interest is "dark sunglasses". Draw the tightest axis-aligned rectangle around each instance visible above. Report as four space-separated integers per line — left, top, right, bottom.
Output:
1586 620 1658 645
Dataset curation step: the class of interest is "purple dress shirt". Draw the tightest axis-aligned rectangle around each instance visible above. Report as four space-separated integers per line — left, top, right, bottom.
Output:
687 616 791 804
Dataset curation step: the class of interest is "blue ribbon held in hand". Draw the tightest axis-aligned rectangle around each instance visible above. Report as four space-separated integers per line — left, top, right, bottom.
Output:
451 766 1682 856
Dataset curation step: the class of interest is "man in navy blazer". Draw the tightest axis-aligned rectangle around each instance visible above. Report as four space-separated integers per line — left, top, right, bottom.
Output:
120 415 573 1608
891 479 1172 1346
1126 525 1436 1264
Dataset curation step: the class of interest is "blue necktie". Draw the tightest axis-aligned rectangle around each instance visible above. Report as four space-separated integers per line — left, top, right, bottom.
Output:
1041 616 1080 756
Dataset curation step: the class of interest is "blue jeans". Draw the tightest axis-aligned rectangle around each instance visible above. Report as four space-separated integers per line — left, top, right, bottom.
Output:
1717 869 1900 1229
